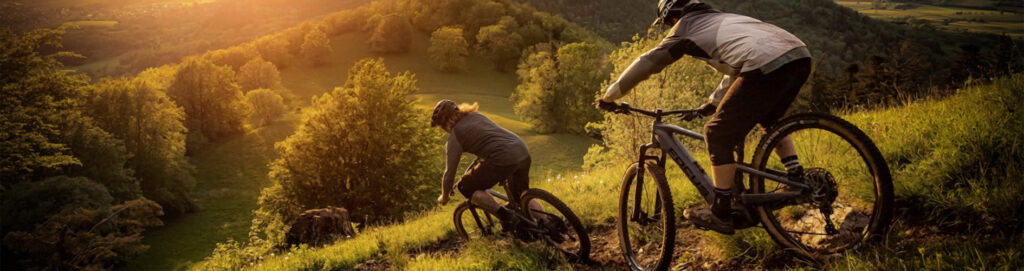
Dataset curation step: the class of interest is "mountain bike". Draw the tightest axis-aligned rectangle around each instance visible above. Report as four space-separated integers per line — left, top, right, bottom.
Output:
604 103 893 270
451 161 591 262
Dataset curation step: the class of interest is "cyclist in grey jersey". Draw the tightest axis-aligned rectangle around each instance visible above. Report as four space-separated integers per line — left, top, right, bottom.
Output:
432 100 545 231
598 0 812 234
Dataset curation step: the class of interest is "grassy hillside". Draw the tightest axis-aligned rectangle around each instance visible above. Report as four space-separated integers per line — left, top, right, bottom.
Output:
192 67 1023 269
121 19 596 271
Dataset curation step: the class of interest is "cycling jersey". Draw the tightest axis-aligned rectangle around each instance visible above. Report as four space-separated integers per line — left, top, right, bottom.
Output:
602 5 811 105
443 112 531 197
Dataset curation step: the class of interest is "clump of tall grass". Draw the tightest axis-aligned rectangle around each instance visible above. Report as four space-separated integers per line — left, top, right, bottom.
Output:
843 74 1024 232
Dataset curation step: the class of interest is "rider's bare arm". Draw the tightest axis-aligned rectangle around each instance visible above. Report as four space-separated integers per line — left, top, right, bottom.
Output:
441 134 462 199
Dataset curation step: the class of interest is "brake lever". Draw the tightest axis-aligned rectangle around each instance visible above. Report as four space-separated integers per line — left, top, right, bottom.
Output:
676 110 702 121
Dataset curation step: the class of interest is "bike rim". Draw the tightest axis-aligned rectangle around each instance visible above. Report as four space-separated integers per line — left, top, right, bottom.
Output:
523 196 586 260
454 203 501 239
619 165 673 270
758 124 881 255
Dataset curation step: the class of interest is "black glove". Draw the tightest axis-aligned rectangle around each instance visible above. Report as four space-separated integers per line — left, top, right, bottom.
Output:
681 103 717 121
596 99 619 112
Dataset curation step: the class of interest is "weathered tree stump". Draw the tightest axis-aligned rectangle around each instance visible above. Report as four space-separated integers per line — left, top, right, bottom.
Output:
285 206 356 247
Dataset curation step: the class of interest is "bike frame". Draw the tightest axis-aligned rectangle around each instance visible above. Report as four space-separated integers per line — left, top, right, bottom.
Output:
629 108 811 222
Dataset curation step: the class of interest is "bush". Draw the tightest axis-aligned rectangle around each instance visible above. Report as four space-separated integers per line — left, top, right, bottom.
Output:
245 89 287 127
428 26 469 73
251 58 442 247
368 13 413 53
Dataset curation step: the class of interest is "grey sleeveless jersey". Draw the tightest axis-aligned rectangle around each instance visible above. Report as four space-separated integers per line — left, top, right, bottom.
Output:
602 9 810 105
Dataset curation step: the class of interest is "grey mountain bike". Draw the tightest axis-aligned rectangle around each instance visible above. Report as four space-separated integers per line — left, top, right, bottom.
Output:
451 160 591 262
605 103 893 270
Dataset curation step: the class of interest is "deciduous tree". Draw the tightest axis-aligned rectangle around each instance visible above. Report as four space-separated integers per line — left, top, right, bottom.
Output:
428 26 469 73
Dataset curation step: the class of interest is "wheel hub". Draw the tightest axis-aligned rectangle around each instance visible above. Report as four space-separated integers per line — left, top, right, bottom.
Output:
804 168 838 209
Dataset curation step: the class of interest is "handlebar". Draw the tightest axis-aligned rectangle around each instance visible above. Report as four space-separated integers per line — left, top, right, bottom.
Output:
604 101 698 118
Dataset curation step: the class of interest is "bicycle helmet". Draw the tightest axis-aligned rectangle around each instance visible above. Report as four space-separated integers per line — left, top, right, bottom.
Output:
655 0 694 26
430 99 458 127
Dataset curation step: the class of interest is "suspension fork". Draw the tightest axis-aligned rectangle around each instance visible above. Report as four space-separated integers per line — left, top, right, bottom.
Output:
630 143 663 223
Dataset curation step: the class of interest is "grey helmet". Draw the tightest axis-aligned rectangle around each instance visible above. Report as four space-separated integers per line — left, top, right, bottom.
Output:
430 99 457 127
655 0 696 26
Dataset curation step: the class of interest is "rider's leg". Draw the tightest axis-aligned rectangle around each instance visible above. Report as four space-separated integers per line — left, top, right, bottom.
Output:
470 190 503 214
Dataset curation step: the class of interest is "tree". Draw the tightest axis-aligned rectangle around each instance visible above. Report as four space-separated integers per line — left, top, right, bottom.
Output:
511 42 609 134
245 89 286 127
237 57 282 91
253 35 292 69
369 13 413 53
301 28 333 66
428 26 469 73
167 57 249 149
476 19 525 72
204 46 258 71
85 78 196 216
0 28 84 185
4 183 163 270
252 58 442 245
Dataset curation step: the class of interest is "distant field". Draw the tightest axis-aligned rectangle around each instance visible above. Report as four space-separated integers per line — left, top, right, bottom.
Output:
23 0 218 9
834 0 1024 37
62 20 119 28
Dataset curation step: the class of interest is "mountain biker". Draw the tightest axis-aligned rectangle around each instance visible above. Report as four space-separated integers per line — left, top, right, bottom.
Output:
432 100 556 235
597 0 812 234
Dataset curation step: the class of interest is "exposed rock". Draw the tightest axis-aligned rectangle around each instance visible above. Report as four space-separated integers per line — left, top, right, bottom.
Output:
285 206 356 247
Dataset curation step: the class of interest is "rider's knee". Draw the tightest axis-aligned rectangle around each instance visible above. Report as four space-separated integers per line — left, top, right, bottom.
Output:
704 122 736 165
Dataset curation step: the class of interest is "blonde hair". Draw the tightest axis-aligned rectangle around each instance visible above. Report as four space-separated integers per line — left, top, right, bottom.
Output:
443 102 479 132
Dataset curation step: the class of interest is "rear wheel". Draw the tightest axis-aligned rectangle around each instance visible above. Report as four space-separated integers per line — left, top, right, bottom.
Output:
520 188 591 262
453 201 503 240
617 162 675 271
751 113 893 260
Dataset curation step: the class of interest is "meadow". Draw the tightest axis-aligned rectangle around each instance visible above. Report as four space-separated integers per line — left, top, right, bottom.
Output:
834 0 1024 37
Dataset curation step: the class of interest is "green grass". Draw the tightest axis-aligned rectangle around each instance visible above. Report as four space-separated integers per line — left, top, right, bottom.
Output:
62 20 119 28
120 114 300 271
834 0 1024 37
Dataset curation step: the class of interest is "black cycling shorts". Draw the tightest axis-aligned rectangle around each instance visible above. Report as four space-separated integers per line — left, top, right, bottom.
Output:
457 156 531 199
704 58 812 166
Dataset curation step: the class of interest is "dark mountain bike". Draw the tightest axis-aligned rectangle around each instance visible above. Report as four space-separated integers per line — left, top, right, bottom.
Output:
452 162 591 262
604 103 893 270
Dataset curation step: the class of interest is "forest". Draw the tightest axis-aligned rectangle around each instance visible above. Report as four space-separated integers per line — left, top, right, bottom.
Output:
1 0 1022 270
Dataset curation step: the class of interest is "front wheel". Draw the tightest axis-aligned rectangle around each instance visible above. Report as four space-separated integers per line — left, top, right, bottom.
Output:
617 162 675 271
453 201 503 240
520 188 591 262
751 113 894 260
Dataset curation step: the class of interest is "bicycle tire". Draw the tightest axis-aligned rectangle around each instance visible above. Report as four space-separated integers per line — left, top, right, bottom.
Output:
617 162 675 271
750 113 893 260
520 188 592 262
453 201 501 240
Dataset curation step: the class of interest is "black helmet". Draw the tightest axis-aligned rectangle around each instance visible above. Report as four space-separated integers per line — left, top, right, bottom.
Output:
430 99 457 127
655 0 693 26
